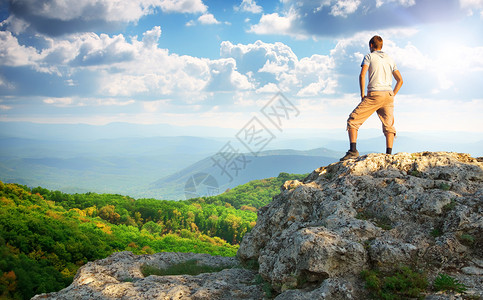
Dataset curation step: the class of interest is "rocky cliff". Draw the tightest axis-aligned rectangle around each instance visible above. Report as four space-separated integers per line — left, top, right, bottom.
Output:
34 152 483 299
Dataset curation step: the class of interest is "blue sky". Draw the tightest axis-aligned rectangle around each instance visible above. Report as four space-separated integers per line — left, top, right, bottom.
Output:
0 0 482 138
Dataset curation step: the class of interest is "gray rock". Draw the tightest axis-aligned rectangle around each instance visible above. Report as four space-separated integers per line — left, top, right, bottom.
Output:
34 152 483 299
239 152 482 296
32 252 263 300
462 266 483 275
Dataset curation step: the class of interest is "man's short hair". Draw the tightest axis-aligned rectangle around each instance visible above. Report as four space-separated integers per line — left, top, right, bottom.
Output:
369 35 383 50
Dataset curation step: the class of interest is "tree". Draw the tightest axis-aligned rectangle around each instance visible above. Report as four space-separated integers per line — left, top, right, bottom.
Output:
0 270 17 298
98 205 121 224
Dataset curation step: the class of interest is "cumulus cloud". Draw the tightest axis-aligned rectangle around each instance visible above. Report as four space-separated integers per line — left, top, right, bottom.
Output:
198 13 221 25
221 40 297 75
185 20 196 26
251 0 466 38
3 23 482 115
71 33 137 67
1 28 341 102
206 59 253 91
330 0 361 17
248 9 308 39
220 40 335 95
236 0 263 14
255 83 279 94
186 13 227 26
296 78 338 97
158 0 207 13
0 31 40 67
0 27 256 99
3 0 207 35
142 26 162 48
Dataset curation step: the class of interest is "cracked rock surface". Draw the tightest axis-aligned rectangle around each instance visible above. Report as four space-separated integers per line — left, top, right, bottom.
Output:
33 251 263 300
238 152 482 298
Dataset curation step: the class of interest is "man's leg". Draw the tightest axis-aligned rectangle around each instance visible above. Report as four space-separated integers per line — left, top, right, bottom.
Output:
341 128 360 161
376 92 396 154
349 128 358 152
342 94 380 161
386 132 394 154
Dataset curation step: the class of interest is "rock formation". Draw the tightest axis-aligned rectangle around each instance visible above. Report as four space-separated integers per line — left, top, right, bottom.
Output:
34 152 483 299
32 252 264 300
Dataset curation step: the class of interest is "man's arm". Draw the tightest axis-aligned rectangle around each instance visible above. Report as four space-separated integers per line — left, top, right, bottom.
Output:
392 70 403 96
359 64 369 99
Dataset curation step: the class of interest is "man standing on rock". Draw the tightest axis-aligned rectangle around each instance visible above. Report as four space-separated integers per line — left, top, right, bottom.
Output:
340 35 403 161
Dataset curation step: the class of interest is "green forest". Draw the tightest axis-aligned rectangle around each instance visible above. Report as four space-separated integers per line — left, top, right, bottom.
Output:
0 172 305 299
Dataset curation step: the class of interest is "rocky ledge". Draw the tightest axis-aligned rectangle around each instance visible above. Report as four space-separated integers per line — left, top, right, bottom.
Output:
34 152 482 299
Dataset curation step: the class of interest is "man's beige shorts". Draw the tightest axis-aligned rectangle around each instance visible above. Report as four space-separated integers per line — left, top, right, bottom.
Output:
347 90 396 136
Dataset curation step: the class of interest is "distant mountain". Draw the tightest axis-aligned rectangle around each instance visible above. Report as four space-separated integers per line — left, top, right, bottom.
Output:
0 133 343 199
0 135 227 196
0 121 233 140
1 121 480 199
2 121 481 156
149 148 342 200
0 135 226 158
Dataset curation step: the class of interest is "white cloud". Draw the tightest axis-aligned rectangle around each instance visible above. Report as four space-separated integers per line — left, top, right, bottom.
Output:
43 97 74 106
206 58 253 91
256 83 280 94
4 24 482 128
142 26 162 48
143 99 170 112
330 0 361 17
18 0 207 21
249 12 290 34
0 31 40 67
383 41 429 70
95 98 136 106
198 13 221 25
277 0 467 38
259 60 290 74
220 40 299 80
158 0 207 14
0 30 140 75
297 78 338 97
48 0 150 22
221 40 335 95
248 9 308 39
460 0 483 16
186 20 196 26
236 0 263 14
0 16 29 35
0 28 230 98
376 0 416 8
42 97 136 107
3 0 208 35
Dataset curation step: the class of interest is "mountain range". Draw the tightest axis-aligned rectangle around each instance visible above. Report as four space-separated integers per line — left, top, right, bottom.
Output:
1 122 481 200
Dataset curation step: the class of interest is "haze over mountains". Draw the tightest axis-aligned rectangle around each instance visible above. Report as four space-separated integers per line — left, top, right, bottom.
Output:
1 122 481 200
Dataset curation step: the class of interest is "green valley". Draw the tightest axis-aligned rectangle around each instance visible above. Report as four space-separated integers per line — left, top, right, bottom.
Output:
0 172 306 299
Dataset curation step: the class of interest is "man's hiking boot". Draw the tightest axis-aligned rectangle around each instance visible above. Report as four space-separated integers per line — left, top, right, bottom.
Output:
340 150 359 161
